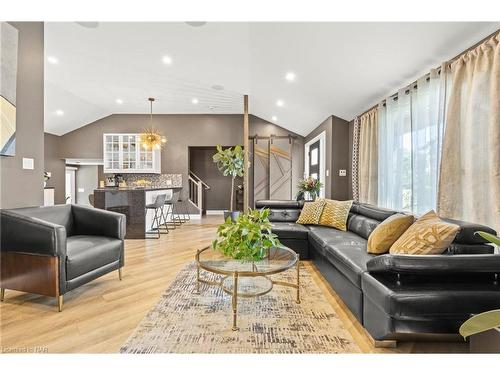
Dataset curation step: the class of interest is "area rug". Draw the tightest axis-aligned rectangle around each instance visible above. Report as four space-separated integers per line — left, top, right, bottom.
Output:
120 262 361 353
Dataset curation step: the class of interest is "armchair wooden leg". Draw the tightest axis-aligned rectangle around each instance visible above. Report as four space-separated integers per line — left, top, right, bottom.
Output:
118 267 123 281
58 295 63 312
1 288 5 302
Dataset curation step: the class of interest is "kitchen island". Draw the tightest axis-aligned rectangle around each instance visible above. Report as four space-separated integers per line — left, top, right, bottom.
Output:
93 186 182 239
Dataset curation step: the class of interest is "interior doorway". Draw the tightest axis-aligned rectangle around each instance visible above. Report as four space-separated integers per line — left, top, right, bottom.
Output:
65 167 76 204
304 131 326 198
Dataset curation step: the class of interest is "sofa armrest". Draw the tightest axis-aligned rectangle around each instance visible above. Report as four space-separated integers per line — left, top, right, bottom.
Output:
367 254 500 275
0 210 67 257
72 205 126 240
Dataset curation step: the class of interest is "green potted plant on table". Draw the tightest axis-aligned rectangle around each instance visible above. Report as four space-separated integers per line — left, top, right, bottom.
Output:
212 208 281 261
296 176 323 201
213 144 245 222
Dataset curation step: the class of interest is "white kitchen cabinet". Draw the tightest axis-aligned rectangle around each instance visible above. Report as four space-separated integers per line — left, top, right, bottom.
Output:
103 133 161 174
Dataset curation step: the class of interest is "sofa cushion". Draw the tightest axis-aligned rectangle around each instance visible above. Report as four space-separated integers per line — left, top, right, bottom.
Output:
318 199 353 231
390 210 460 255
296 200 326 225
350 202 399 221
66 235 122 280
323 242 375 288
347 213 380 239
270 222 310 240
367 213 415 254
268 209 302 222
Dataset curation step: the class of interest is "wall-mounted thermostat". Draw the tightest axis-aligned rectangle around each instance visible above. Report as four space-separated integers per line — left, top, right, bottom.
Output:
339 169 347 177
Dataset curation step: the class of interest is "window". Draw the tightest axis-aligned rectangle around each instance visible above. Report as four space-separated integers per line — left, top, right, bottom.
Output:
377 72 446 214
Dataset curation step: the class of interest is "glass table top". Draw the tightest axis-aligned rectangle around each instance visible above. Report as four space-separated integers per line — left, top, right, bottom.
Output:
196 246 298 276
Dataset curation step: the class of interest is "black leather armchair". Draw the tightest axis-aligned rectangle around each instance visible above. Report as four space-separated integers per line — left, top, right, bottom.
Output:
0 204 126 311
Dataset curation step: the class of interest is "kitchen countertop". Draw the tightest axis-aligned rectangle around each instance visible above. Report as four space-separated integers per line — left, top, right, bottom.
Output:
94 186 183 191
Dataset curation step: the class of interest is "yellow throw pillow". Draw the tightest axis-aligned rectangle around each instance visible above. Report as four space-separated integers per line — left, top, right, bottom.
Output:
367 213 415 254
317 199 353 231
389 210 460 255
296 200 326 225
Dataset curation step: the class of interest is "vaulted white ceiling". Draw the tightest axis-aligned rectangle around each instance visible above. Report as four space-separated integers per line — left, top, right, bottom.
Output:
44 22 500 136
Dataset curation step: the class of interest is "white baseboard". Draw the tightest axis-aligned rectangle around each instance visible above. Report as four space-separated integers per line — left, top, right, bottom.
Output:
206 210 224 215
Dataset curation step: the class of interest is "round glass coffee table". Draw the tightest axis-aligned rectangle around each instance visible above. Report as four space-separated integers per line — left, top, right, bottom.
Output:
195 245 300 331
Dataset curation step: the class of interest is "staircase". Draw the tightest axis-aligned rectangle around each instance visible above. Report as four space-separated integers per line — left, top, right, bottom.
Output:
188 170 210 216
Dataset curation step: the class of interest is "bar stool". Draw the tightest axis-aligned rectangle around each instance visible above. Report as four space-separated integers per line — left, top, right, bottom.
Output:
145 193 168 238
176 190 190 223
164 191 183 229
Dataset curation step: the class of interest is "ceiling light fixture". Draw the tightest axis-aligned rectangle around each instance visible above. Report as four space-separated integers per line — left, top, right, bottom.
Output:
162 55 173 65
55 110 64 116
185 22 207 27
276 100 284 107
285 72 296 82
191 98 199 104
115 99 123 104
272 116 278 122
140 98 167 150
47 56 59 65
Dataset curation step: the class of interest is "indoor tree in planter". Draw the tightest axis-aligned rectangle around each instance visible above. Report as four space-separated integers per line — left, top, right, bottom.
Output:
212 208 281 261
213 145 245 221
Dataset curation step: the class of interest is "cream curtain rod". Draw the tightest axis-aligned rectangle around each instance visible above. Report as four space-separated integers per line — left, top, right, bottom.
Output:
356 28 500 119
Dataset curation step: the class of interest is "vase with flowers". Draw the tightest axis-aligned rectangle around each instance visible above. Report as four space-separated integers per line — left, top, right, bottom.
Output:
296 176 322 201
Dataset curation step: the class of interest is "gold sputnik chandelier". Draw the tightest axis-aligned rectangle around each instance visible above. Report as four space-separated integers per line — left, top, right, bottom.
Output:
140 97 167 150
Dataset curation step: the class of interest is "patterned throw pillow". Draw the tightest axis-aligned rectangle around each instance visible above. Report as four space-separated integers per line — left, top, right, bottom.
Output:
296 200 326 225
389 210 460 255
317 199 353 231
367 213 415 254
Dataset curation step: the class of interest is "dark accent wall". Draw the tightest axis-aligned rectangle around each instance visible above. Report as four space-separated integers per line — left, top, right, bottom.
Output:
44 133 66 204
59 114 304 206
189 146 238 211
304 115 350 200
0 22 44 209
305 116 333 198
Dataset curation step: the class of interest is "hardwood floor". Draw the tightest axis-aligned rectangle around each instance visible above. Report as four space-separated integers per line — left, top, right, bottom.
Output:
0 215 467 353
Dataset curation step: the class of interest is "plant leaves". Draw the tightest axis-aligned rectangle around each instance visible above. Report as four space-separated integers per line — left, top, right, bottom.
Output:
475 231 500 246
459 310 500 339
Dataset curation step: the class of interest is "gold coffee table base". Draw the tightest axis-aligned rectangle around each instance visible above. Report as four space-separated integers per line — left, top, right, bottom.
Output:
195 247 300 331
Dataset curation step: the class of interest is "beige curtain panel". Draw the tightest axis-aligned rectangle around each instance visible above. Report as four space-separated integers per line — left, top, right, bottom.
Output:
358 108 378 205
438 32 500 231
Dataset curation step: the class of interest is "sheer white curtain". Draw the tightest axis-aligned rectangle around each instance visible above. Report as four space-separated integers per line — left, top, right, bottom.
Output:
378 67 448 214
378 89 412 211
410 66 448 214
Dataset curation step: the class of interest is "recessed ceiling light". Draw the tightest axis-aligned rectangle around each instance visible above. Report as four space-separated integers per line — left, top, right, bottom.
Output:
276 100 284 107
55 110 64 116
285 72 296 82
47 56 59 65
272 116 278 122
185 22 207 27
115 99 123 104
191 98 199 104
75 22 100 29
162 55 173 65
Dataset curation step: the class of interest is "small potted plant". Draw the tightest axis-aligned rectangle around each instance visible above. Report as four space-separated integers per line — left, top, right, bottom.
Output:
213 145 245 222
297 176 323 201
212 208 281 261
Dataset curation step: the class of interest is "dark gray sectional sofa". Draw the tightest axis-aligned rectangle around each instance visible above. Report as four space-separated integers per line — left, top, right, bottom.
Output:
255 200 500 343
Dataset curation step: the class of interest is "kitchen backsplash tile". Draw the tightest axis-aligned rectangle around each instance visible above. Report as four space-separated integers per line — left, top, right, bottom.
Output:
118 173 183 188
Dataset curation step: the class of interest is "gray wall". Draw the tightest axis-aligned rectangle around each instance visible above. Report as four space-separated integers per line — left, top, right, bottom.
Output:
59 114 304 205
0 22 44 209
305 116 333 198
75 165 98 205
304 115 350 200
44 133 66 204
